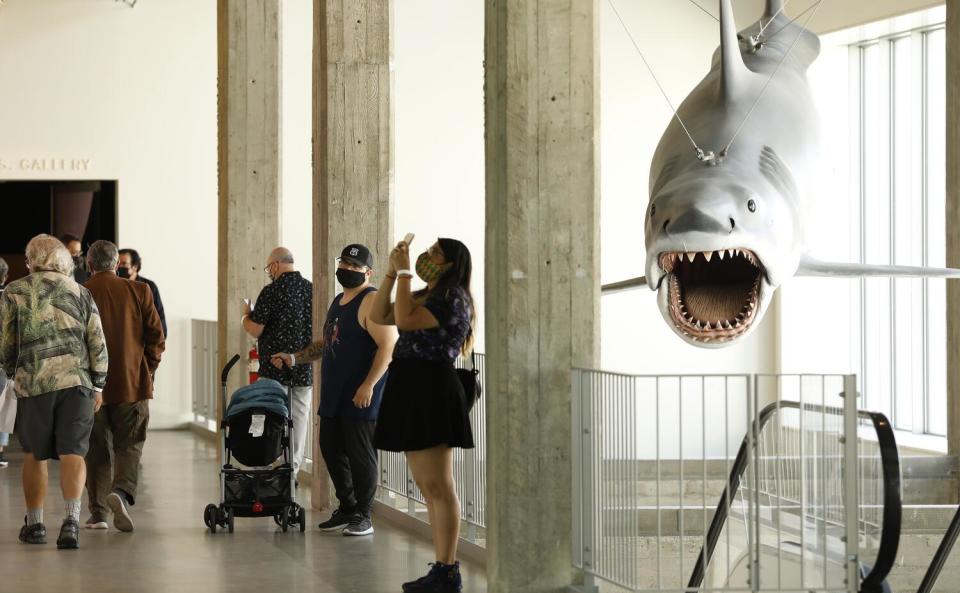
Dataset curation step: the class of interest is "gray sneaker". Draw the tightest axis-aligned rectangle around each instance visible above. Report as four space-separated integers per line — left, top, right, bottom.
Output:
343 515 374 537
107 492 134 532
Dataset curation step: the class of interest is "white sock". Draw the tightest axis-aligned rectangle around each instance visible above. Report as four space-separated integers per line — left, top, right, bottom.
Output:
26 507 43 525
65 499 81 522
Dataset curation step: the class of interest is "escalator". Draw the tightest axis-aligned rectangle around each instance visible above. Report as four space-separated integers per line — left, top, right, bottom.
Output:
916 503 960 593
687 401 903 593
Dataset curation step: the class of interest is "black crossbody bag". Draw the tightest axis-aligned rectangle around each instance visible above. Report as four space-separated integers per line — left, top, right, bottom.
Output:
456 350 481 412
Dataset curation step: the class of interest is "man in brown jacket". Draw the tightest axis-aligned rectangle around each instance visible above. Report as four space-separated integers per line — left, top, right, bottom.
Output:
83 240 165 532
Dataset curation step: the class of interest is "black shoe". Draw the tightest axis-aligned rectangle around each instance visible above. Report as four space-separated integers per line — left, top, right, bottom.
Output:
18 519 46 545
343 515 374 536
402 562 462 593
57 519 79 550
317 508 356 532
0 452 8 468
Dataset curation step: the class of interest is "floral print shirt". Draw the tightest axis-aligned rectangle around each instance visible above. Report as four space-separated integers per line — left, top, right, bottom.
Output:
394 287 472 363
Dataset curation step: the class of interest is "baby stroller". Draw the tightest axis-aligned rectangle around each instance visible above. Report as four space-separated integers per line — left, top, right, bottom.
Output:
203 354 306 533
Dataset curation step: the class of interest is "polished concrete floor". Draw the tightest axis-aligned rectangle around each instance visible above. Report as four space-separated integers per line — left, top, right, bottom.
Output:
0 430 486 593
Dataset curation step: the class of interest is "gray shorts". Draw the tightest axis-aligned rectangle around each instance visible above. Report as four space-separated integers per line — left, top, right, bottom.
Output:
16 387 96 461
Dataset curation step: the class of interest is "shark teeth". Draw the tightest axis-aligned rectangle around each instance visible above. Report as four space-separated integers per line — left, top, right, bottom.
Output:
659 248 761 273
663 248 764 342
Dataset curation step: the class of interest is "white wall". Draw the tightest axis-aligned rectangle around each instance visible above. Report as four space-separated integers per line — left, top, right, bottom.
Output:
599 0 778 376
394 0 486 351
0 0 217 428
281 0 314 277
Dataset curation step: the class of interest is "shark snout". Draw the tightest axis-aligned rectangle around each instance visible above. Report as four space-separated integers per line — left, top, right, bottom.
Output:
665 208 734 235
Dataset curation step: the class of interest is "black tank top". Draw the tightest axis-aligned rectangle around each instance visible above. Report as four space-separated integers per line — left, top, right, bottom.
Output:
319 287 387 419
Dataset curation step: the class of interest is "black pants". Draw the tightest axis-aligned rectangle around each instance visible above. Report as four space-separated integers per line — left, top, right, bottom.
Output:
319 416 378 517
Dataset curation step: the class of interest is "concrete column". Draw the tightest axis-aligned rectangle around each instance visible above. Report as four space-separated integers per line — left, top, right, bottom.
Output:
311 0 393 510
484 1 600 591
946 0 960 457
217 0 283 407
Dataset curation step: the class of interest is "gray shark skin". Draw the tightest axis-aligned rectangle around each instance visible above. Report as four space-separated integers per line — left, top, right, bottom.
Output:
634 0 960 348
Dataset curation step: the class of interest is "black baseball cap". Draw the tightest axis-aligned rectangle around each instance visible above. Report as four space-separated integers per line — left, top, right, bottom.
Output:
338 244 374 268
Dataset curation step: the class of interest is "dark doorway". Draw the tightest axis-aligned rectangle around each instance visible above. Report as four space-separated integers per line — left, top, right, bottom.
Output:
0 180 117 282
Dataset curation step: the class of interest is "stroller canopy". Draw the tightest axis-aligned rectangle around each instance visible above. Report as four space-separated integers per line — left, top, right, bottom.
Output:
226 378 290 419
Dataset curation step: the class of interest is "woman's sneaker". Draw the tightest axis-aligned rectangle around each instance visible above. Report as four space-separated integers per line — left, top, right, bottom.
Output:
343 515 374 537
57 519 80 549
18 518 46 545
402 562 462 593
317 508 355 532
0 452 8 468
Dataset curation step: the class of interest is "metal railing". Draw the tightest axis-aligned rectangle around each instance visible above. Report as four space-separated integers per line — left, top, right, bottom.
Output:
191 319 219 431
377 353 488 545
571 371 896 593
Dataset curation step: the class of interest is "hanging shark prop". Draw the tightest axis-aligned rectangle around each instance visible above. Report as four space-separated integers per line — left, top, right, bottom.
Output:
607 0 960 348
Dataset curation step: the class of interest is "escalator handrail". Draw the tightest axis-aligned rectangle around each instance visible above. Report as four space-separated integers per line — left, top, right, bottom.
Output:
686 400 902 592
916 503 960 593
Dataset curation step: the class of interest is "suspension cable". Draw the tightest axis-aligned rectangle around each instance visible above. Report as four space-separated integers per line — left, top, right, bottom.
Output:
607 0 703 156
720 0 826 157
686 0 719 23
762 0 820 43
758 0 792 36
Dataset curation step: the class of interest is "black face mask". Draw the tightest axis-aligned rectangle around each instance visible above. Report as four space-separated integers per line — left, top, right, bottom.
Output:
336 268 366 289
117 267 131 279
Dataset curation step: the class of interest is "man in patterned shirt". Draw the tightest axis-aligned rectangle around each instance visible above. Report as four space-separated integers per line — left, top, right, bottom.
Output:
241 247 313 475
0 235 109 550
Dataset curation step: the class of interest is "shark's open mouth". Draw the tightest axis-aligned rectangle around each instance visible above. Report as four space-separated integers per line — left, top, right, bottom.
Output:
660 249 763 343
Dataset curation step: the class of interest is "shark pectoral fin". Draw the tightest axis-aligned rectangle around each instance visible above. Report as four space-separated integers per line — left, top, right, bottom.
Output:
796 255 960 279
601 276 650 295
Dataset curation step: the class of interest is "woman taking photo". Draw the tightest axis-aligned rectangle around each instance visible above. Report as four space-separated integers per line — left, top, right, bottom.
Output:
371 237 475 593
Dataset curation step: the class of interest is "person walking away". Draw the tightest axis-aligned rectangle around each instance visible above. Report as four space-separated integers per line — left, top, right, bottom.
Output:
0 234 108 550
83 240 165 532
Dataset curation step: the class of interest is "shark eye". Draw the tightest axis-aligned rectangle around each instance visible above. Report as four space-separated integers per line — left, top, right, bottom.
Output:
747 199 757 213
650 204 656 218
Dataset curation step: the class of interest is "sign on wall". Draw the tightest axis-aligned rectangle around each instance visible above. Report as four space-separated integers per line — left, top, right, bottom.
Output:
0 158 92 172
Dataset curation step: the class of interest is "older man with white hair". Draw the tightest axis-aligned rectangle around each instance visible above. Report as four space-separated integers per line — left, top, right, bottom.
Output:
0 235 108 549
241 247 313 475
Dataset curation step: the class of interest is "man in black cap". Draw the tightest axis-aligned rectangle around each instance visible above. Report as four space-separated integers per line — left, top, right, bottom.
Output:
272 244 396 536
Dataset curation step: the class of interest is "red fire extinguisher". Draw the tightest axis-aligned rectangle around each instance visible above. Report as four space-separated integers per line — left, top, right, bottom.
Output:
248 344 260 384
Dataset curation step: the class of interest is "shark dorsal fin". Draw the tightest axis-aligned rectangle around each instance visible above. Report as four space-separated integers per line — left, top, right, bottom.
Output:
765 0 785 18
719 0 750 99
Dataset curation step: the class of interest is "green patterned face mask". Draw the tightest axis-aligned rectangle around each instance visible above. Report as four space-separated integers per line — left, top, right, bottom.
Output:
416 252 451 283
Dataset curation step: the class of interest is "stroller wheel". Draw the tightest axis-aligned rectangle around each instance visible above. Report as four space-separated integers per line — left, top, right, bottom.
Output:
227 508 235 533
204 504 218 533
280 507 289 533
298 506 306 532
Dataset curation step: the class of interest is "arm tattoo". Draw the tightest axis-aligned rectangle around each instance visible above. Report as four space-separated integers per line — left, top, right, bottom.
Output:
295 339 325 364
